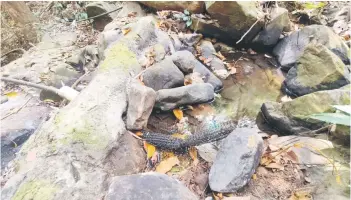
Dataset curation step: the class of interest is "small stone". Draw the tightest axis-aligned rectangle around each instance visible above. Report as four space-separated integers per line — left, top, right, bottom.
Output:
105 172 198 200
155 83 215 111
126 79 156 130
142 58 184 91
209 128 264 192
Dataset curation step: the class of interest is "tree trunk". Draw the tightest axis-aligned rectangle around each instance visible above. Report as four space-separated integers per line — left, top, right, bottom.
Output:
1 1 38 25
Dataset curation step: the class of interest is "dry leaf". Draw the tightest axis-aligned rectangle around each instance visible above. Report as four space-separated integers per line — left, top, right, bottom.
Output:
266 162 285 170
184 78 192 86
189 147 199 165
127 12 137 17
122 28 131 35
213 51 225 60
173 109 183 120
144 142 156 159
5 91 18 98
335 174 342 185
172 133 186 140
252 173 257 180
260 156 272 166
204 58 213 65
135 131 143 136
156 156 179 173
289 190 312 200
293 143 304 148
286 150 299 163
229 67 237 74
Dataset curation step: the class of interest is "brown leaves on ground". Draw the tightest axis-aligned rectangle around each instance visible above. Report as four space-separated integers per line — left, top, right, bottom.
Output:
144 141 156 159
156 156 180 173
213 51 225 61
198 56 213 66
289 190 312 200
142 47 155 68
224 62 237 75
189 147 199 165
122 28 131 35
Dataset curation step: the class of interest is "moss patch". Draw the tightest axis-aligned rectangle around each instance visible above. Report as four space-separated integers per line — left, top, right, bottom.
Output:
12 180 58 200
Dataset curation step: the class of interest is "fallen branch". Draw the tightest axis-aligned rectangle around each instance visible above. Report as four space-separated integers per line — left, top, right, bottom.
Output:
60 71 91 107
1 96 32 120
297 125 331 137
0 76 77 101
39 1 54 18
77 7 123 22
236 18 261 44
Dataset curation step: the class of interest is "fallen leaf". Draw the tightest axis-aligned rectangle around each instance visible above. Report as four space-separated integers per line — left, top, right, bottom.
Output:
252 173 257 180
127 12 137 17
184 78 192 85
189 147 199 165
213 51 225 60
265 162 285 170
5 91 18 98
144 142 156 159
204 58 213 66
229 67 237 74
293 143 304 148
260 156 273 166
286 150 299 163
336 174 342 185
173 109 183 120
289 190 312 200
156 156 179 173
122 28 131 35
135 131 143 136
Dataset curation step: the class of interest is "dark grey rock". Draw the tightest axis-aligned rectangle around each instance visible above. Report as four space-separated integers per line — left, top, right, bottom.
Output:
66 45 99 72
155 83 215 111
105 172 198 200
126 79 156 130
142 58 184 91
86 2 119 20
273 25 350 71
209 128 264 192
171 50 223 92
282 44 350 97
261 85 350 135
199 40 229 79
252 7 290 50
116 2 146 18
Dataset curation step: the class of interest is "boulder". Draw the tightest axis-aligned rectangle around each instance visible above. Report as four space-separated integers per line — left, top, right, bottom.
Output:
1 16 165 200
252 7 290 50
105 172 198 200
66 45 99 72
171 50 223 92
86 2 120 30
116 2 146 18
97 30 123 60
126 79 156 130
273 25 350 70
282 44 350 97
191 2 264 45
199 40 229 79
155 83 215 111
142 58 184 91
261 85 350 135
209 128 264 192
140 1 205 13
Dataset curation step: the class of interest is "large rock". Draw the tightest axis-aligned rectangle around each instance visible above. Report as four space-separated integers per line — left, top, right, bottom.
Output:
252 7 290 50
126 79 156 130
199 40 229 79
261 85 350 135
273 25 350 70
140 2 205 13
117 2 146 18
1 94 52 169
86 2 120 30
1 16 164 200
209 128 264 192
171 50 223 92
105 172 198 200
191 2 264 45
155 83 215 111
66 45 99 72
142 58 184 91
282 44 350 97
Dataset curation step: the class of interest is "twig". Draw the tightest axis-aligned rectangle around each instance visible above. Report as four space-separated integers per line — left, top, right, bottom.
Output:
236 18 261 44
128 131 144 140
77 7 123 22
60 71 91 107
1 48 26 58
1 97 32 120
40 1 54 18
297 125 331 137
133 68 148 79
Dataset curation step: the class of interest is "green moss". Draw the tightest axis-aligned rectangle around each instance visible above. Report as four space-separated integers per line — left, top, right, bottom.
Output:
12 180 58 200
99 40 138 71
296 44 346 87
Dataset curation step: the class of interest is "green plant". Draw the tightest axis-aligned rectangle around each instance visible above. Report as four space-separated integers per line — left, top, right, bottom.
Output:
309 105 351 126
182 9 192 27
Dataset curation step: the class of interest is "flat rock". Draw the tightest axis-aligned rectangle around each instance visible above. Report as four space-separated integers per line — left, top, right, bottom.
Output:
261 85 350 135
282 44 350 97
191 2 264 45
209 128 264 192
105 172 198 200
171 50 223 92
273 25 350 70
252 7 290 50
140 1 205 13
142 58 184 91
126 79 156 130
155 83 215 111
199 40 229 79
